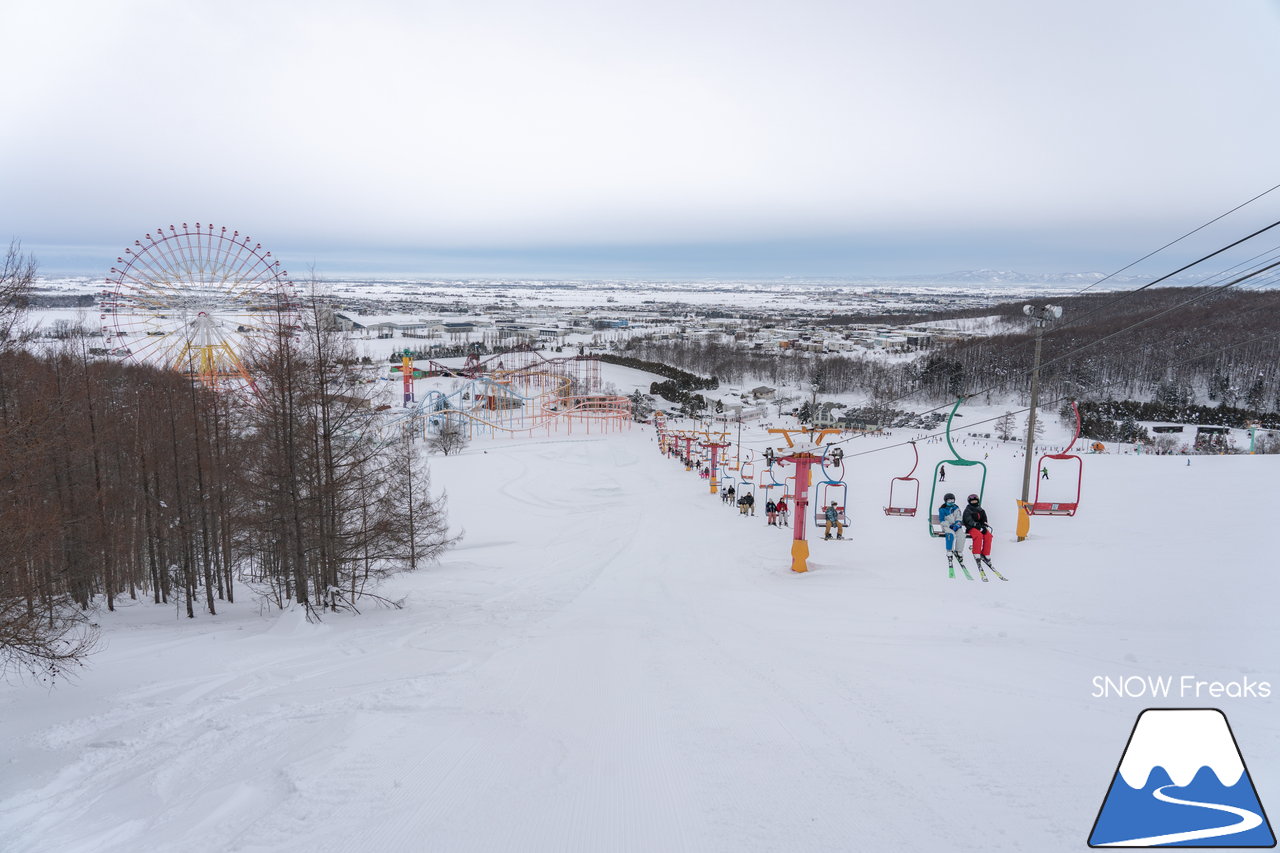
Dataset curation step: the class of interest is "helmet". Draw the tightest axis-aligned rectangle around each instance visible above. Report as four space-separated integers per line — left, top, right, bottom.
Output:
967 493 980 502
943 493 955 502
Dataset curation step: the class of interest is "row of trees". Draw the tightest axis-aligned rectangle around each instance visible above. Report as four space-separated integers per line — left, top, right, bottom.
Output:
944 288 1280 410
1 248 455 679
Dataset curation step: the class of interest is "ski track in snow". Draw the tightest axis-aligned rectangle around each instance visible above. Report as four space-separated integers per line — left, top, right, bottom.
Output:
1 419 1277 852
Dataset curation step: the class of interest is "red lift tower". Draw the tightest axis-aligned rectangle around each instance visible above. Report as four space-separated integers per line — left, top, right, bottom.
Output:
699 431 731 495
768 428 843 573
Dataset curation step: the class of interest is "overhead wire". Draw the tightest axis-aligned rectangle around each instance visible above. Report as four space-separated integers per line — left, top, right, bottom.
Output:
1039 217 1280 336
1067 180 1280 298
808 226 1280 450
709 238 1280 458
669 191 1280 460
834 185 1280 374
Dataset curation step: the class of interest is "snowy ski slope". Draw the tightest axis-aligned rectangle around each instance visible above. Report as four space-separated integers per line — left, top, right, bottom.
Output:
0 411 1275 852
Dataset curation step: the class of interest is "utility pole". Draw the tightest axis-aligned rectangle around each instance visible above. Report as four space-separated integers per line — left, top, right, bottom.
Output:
736 409 743 465
1017 303 1062 541
808 381 819 431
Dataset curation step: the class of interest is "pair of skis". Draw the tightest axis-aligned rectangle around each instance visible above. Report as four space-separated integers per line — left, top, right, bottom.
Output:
947 554 1007 582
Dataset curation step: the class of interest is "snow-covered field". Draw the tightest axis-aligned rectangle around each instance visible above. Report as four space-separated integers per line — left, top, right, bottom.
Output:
1 401 1275 851
31 275 1090 316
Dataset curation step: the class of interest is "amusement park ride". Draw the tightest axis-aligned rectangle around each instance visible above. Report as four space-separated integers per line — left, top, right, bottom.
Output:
391 346 631 438
101 223 300 392
99 224 630 435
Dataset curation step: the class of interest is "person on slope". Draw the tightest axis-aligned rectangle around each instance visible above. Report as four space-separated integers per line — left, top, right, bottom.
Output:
765 498 778 525
939 464 947 482
776 497 790 527
962 493 998 578
938 493 968 575
823 500 844 540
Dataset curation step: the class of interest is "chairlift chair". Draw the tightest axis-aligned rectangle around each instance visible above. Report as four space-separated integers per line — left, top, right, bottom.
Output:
927 398 987 538
884 441 920 517
812 445 849 525
1026 401 1083 517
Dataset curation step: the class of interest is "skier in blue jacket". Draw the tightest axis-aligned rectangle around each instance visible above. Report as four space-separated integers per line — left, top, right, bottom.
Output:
822 501 844 540
938 493 967 574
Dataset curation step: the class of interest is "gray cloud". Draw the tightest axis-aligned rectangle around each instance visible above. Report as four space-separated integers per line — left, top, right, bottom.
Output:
5 0 1280 276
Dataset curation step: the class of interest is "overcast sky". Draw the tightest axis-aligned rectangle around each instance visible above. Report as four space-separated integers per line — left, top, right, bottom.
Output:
5 0 1280 278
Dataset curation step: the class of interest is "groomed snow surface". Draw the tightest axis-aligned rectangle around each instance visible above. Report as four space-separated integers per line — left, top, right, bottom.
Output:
1 416 1276 852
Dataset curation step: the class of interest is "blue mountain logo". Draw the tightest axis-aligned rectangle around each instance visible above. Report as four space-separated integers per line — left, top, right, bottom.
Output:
1089 709 1275 847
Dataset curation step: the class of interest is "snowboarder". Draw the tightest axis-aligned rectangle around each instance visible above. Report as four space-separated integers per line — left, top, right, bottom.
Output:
962 494 1004 580
938 493 968 577
823 501 844 540
1041 466 1049 480
765 499 778 525
939 464 947 482
776 498 789 527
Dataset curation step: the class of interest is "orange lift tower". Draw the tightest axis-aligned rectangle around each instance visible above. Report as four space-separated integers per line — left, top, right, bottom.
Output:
767 427 844 573
699 431 732 495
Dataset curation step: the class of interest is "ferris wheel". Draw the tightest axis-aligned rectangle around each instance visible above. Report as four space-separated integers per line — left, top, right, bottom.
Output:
101 223 300 389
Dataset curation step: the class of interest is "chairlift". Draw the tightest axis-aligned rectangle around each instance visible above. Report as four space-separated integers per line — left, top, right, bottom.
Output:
812 444 848 525
928 398 987 538
884 441 920 517
757 462 781 501
1026 401 1083 516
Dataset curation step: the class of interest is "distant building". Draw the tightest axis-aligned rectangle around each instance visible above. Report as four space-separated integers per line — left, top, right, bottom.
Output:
751 386 776 400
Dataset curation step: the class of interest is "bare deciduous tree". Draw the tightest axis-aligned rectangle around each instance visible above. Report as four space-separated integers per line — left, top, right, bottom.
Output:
0 272 456 672
428 419 469 456
0 240 37 350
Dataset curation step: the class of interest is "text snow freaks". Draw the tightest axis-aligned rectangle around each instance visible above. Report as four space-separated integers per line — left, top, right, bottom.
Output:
1091 675 1271 700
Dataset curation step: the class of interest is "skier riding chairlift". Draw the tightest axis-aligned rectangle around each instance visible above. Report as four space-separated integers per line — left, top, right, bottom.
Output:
823 501 844 540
